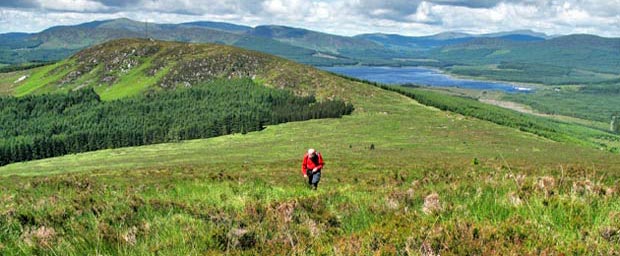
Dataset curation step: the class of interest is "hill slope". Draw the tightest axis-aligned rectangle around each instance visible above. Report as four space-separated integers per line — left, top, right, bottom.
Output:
2 57 620 255
181 21 252 33
2 18 619 78
0 18 349 66
8 38 363 101
355 30 546 50
438 35 620 73
1 39 620 254
249 25 381 53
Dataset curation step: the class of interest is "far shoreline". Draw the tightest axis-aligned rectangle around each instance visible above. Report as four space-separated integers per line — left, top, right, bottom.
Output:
319 65 538 93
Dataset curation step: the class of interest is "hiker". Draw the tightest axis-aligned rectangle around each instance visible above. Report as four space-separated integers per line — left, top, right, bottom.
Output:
301 148 324 190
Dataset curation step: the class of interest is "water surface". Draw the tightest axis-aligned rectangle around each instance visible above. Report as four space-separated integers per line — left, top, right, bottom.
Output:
322 66 532 93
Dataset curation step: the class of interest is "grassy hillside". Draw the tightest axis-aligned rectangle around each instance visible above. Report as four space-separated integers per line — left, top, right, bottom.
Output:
0 69 30 95
2 78 620 254
0 79 353 166
2 39 620 254
389 85 620 151
5 38 366 101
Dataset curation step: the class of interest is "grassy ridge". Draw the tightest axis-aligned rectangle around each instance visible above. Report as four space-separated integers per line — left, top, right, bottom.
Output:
1 82 620 254
4 39 377 102
4 80 618 176
2 39 620 254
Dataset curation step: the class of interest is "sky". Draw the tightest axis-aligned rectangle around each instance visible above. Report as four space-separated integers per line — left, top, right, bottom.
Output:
0 0 619 37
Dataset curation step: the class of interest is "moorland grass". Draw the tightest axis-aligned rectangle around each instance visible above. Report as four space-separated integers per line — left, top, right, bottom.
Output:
1 39 620 254
1 80 620 254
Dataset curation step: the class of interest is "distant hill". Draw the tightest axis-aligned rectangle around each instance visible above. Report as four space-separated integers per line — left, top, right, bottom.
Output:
10 38 366 101
481 29 549 39
248 25 381 53
1 18 619 82
437 34 620 74
0 18 550 68
355 30 546 50
355 33 474 50
181 21 252 33
0 18 353 66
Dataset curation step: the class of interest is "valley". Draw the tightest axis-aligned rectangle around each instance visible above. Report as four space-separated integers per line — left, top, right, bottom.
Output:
0 12 619 255
2 48 620 253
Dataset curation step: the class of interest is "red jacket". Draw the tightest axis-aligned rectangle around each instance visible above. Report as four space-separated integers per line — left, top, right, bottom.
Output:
301 153 324 175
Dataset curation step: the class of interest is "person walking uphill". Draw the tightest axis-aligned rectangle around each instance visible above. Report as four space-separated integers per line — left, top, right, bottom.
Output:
302 148 324 190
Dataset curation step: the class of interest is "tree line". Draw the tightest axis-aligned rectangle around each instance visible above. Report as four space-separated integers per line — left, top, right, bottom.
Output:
377 85 576 143
0 79 354 166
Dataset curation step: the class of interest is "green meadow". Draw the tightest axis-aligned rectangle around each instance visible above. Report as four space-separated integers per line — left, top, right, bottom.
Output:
1 39 620 254
2 76 620 254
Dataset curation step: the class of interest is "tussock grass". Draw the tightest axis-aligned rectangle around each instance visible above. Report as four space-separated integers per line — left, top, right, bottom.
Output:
1 83 619 254
1 40 620 254
1 165 619 254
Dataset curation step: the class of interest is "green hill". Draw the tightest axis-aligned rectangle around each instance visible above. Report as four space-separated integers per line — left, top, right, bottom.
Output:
3 18 620 83
0 39 364 165
249 25 381 54
6 38 365 101
1 39 620 255
0 18 352 66
180 21 253 33
355 30 546 50
436 35 620 84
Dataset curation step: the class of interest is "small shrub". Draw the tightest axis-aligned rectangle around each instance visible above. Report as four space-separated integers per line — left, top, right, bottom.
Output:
536 176 556 196
423 193 442 215
21 226 56 248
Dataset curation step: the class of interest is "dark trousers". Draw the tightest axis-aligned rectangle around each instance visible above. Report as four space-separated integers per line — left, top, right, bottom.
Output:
307 169 321 189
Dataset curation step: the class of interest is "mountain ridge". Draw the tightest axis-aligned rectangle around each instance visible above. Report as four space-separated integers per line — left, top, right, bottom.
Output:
9 38 373 101
1 18 619 78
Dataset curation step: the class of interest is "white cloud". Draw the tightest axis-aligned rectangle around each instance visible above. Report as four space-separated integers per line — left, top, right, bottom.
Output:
405 1 441 24
0 0 618 37
39 0 110 12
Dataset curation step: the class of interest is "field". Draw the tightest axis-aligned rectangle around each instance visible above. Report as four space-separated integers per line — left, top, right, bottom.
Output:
2 78 620 254
390 85 620 151
503 85 620 123
444 64 620 85
0 70 31 95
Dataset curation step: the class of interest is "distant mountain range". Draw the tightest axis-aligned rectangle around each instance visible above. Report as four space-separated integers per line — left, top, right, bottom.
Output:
0 18 380 66
0 18 619 83
355 29 548 50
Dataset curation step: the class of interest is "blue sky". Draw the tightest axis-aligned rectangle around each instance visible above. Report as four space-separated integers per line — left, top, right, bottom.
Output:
0 0 619 37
